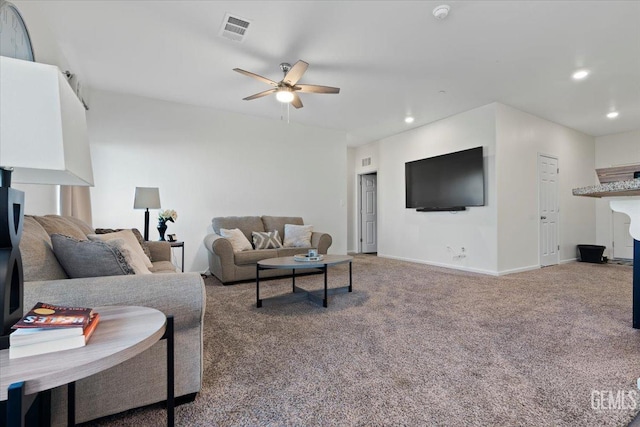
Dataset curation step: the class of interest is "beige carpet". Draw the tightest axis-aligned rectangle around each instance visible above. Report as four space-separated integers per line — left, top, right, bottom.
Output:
85 255 640 426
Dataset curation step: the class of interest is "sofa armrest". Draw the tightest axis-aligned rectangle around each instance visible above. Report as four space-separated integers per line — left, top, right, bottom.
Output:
203 233 236 283
311 232 332 254
147 241 171 262
24 273 206 330
204 233 234 258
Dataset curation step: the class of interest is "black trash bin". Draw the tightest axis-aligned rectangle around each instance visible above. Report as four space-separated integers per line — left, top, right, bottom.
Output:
577 245 606 263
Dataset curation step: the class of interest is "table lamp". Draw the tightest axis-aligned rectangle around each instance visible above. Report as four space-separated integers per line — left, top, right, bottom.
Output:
134 187 161 241
0 56 94 348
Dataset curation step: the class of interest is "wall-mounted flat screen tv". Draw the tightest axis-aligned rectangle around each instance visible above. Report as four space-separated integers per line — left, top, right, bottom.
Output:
405 146 485 211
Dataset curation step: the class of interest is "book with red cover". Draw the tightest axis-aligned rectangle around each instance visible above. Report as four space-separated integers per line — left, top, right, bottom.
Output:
9 313 101 359
12 302 94 329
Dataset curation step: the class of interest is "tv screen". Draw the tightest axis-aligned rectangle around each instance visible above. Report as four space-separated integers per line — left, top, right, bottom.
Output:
405 147 485 210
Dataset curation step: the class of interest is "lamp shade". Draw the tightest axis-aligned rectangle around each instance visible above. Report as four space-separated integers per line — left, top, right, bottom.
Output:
134 187 161 209
0 56 94 186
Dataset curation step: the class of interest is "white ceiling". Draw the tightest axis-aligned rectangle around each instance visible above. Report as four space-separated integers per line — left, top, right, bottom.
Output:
17 1 640 146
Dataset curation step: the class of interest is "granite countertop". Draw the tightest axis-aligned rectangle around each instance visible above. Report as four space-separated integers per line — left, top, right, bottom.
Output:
572 178 640 198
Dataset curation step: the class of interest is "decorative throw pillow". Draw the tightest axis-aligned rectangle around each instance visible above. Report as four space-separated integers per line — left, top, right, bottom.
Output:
252 230 283 250
95 228 152 261
283 224 313 248
220 228 253 252
51 234 136 278
88 229 153 269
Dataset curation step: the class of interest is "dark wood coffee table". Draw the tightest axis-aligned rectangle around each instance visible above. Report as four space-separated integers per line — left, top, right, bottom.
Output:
256 255 353 308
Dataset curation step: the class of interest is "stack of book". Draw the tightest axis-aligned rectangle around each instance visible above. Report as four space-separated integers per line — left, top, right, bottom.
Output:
9 302 100 359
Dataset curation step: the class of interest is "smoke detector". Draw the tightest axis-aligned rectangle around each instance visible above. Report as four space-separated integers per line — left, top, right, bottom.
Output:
433 5 450 20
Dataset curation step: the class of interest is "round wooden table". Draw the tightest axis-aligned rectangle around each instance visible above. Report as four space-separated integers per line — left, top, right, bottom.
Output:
257 255 353 308
1 306 174 426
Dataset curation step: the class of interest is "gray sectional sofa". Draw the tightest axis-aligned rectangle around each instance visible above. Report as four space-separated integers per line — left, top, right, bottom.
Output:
204 216 332 284
19 214 206 426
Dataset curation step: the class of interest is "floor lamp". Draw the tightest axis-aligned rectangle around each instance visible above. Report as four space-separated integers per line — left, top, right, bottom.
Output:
0 57 94 349
134 187 161 241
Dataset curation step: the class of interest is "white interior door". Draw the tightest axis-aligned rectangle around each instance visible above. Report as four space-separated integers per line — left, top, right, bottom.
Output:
539 154 559 266
612 211 634 259
360 173 377 253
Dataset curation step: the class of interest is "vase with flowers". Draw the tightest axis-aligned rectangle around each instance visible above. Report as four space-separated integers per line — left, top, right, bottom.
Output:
157 209 177 241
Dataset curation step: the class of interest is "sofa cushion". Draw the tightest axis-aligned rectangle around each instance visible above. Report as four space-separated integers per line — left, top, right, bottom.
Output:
51 234 136 278
262 216 303 243
88 230 153 269
234 249 279 266
149 261 177 273
252 230 283 249
96 228 152 261
283 224 313 248
49 215 94 236
213 216 263 242
220 228 253 252
276 247 317 258
34 215 87 240
20 216 69 282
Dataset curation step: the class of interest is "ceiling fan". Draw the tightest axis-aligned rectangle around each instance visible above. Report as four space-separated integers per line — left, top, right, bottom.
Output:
233 60 340 109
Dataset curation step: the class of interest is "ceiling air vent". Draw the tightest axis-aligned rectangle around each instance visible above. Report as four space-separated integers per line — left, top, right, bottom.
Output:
362 157 371 167
219 13 251 42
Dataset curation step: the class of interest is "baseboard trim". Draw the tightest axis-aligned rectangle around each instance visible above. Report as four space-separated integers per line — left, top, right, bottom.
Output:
374 255 576 276
377 254 499 276
496 265 540 276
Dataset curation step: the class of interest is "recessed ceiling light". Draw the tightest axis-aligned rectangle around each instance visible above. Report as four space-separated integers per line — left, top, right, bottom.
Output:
433 5 450 20
606 111 619 119
404 116 415 124
572 69 590 80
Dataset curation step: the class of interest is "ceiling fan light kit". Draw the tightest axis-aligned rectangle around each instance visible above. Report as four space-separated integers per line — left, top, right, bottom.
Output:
276 88 294 103
234 59 340 109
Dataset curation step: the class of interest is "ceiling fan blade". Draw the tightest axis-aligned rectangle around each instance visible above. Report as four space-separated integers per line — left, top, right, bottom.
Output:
283 60 309 86
291 92 303 109
243 88 277 100
294 84 340 94
233 68 278 86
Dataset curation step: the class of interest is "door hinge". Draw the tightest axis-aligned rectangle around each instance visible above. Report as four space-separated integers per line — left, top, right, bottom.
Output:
558 245 560 250
557 168 559 173
360 238 363 242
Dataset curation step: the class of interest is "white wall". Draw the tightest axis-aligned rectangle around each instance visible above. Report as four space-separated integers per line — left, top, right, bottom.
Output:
375 104 498 274
346 102 599 275
11 183 58 215
350 141 380 253
88 90 347 273
346 147 356 253
495 104 596 272
594 130 640 255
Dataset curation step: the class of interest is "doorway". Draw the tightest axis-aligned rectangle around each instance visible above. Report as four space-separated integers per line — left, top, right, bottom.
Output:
538 154 559 266
359 173 377 254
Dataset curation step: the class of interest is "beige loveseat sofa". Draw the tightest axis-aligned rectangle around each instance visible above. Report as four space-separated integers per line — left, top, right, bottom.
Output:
204 216 332 284
19 215 206 426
